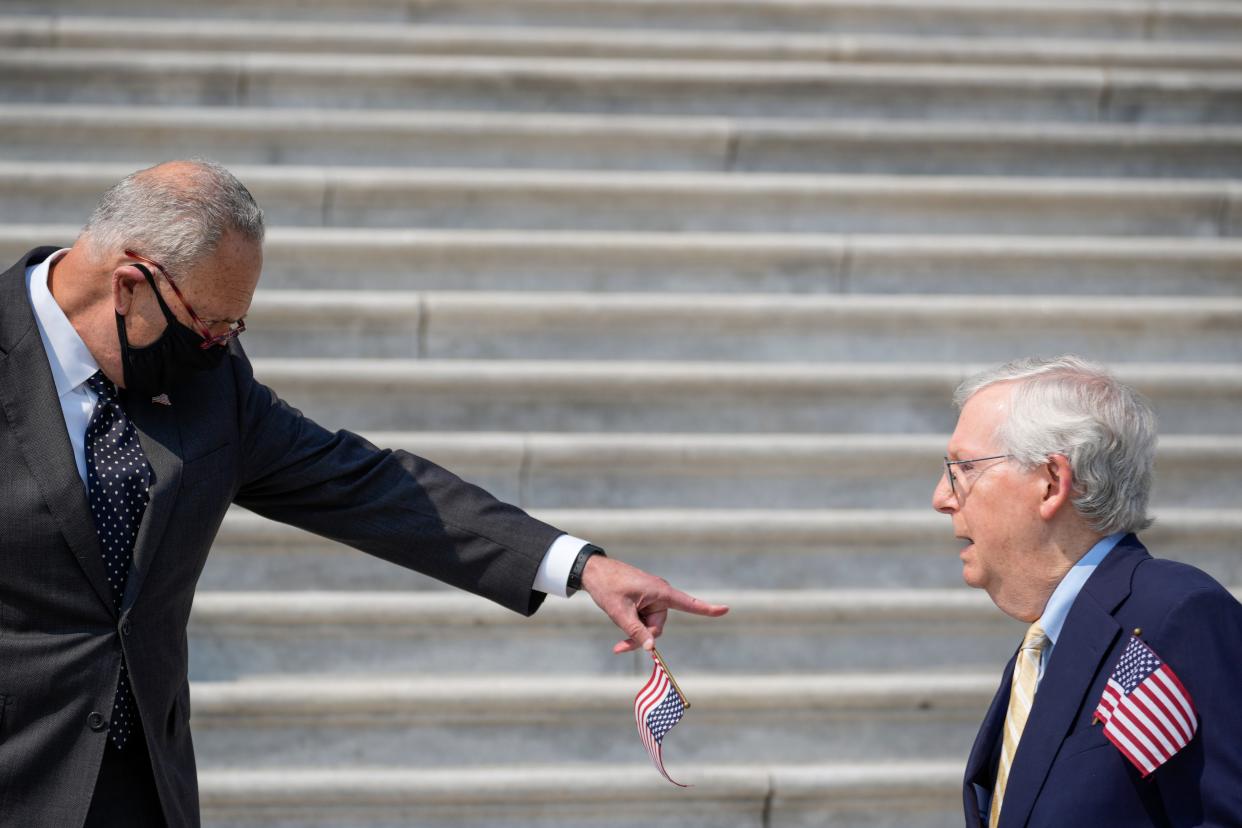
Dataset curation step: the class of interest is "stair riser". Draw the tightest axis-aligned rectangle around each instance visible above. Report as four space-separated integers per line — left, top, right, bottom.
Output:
250 376 1242 435
10 0 1242 41
201 801 961 828
187 618 1024 680
198 532 1241 593
242 315 1242 363
4 119 1241 178
202 806 774 828
5 174 1235 236
5 232 1239 296
190 709 984 767
5 59 1241 124
197 441 1241 510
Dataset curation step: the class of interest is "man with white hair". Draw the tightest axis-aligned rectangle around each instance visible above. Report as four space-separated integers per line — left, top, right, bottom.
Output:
933 356 1242 827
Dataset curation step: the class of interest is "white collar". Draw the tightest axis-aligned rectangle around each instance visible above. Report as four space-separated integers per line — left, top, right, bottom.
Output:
26 249 101 397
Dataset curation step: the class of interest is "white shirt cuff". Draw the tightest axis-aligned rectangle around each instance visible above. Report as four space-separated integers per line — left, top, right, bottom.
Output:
533 534 591 598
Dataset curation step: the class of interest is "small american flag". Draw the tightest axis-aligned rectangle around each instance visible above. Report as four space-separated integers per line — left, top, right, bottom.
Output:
1094 635 1197 777
634 649 689 787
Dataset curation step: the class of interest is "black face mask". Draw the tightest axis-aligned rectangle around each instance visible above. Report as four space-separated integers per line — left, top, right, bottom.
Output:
115 264 227 397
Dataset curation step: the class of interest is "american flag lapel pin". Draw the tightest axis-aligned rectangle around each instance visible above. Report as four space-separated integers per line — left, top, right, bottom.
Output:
151 393 172 406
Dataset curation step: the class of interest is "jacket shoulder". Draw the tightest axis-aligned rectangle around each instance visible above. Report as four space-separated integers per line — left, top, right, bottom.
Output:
1126 553 1241 634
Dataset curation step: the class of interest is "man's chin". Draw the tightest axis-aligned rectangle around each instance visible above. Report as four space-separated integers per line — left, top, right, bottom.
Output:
960 564 986 590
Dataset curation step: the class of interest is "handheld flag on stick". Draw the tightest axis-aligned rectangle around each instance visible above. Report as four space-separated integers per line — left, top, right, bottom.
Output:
1094 635 1197 777
634 648 690 787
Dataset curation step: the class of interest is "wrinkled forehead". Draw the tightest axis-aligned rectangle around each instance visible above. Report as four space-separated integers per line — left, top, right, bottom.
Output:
180 236 262 321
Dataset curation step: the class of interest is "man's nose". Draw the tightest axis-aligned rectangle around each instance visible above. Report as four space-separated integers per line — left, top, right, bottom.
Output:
932 471 958 514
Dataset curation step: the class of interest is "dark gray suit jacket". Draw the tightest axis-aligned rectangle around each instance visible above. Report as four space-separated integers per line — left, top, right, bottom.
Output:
0 248 564 827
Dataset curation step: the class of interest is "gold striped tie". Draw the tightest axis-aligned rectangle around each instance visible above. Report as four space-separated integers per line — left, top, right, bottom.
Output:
989 621 1048 828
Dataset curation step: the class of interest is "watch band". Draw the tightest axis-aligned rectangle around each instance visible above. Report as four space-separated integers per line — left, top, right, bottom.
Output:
567 543 606 594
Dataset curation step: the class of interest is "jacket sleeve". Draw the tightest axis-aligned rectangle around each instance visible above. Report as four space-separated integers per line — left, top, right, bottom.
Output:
1151 584 1242 827
227 348 563 616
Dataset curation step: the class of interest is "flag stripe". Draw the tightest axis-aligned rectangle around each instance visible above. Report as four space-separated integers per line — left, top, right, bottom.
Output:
1117 698 1175 762
1152 669 1197 733
1146 673 1192 743
633 654 688 788
1111 705 1164 767
1130 684 1184 751
1094 636 1196 778
1103 722 1157 776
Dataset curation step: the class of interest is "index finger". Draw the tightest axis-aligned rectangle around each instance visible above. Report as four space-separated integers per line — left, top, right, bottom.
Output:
660 586 729 617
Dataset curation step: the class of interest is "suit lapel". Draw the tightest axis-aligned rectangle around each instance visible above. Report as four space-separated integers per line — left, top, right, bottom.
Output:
121 386 184 611
998 538 1147 827
963 652 1016 828
0 249 116 615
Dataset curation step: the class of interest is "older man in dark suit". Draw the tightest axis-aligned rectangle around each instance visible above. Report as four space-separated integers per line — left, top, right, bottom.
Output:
0 160 728 827
933 356 1242 827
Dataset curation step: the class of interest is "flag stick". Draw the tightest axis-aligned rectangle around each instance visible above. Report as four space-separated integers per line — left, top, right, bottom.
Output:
651 647 690 709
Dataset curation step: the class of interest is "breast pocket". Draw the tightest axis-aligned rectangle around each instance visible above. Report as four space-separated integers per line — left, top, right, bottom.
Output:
1057 722 1112 762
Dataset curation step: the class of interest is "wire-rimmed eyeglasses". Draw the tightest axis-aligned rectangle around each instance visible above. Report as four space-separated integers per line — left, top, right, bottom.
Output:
943 454 1013 498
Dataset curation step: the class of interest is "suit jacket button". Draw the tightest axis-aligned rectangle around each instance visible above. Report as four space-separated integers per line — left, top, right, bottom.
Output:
87 712 109 732
121 618 132 636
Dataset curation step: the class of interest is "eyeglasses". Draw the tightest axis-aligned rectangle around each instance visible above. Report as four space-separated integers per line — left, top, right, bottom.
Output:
124 249 246 350
943 454 1013 498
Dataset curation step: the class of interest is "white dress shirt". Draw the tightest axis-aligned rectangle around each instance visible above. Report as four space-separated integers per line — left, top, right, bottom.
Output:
25 250 583 596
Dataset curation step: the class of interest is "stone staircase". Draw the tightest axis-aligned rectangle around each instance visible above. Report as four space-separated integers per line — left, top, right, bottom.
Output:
2 1 1239 826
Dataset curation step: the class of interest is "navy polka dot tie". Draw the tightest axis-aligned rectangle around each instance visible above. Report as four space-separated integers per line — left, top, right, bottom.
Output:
85 371 152 750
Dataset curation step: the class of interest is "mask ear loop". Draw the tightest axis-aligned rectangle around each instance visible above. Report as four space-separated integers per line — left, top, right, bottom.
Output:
131 263 179 323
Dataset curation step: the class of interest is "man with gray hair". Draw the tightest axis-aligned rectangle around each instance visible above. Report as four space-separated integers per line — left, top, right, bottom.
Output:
934 356 1242 827
0 160 727 827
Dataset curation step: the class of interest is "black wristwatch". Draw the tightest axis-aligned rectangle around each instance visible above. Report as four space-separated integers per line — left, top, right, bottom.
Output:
567 544 606 595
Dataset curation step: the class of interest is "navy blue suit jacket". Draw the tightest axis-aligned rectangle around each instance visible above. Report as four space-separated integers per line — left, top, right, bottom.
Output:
964 535 1242 827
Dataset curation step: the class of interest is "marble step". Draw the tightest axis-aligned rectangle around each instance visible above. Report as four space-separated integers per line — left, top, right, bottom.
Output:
188 588 1029 679
202 508 1242 592
238 359 1242 433
11 0 1242 41
230 291 1242 362
189 672 994 767
4 50 1241 123
5 164 1239 236
191 432 1242 510
4 105 1240 178
198 762 963 828
5 17 1242 69
5 226 1240 296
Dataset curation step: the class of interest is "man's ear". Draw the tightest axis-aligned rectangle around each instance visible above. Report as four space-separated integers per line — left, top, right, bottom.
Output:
112 265 147 316
1038 453 1074 520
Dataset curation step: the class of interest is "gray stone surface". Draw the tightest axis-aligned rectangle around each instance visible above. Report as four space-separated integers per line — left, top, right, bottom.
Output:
5 18 1242 70
6 227 1241 296
10 0 1242 40
188 674 992 766
186 583 1239 680
4 51 1242 122
245 359 1242 434
6 162 1241 235
200 504 1242 593
5 104 1242 177
197 764 962 828
226 291 1242 361
3 0 1238 823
